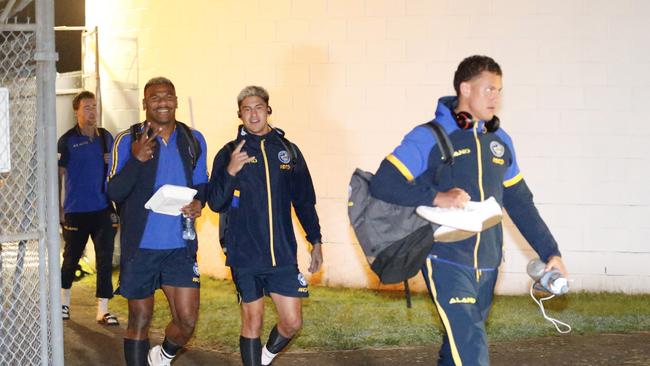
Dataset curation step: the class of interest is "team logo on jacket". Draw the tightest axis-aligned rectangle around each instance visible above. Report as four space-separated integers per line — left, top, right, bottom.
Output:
297 273 307 287
489 141 505 158
278 150 291 164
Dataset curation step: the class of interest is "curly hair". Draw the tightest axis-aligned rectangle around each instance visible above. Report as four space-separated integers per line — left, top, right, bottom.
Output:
144 76 176 95
453 55 502 96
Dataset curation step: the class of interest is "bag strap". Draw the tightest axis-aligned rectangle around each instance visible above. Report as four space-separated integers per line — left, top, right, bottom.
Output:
424 120 454 165
176 121 200 170
423 120 454 184
98 128 110 155
98 128 110 193
276 134 298 169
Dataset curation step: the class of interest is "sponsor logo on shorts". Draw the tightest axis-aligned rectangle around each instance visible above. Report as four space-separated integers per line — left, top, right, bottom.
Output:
193 262 200 277
449 297 476 304
490 141 505 158
297 273 307 287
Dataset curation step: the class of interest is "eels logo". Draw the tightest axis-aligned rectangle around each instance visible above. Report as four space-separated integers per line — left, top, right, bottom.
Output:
490 141 505 158
297 273 307 287
278 150 291 164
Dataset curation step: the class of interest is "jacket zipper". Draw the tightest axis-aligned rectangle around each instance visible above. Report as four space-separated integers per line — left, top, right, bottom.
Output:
261 139 276 266
473 124 485 282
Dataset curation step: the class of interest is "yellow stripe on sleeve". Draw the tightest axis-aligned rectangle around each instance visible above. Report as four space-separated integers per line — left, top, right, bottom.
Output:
108 130 130 179
386 154 415 182
503 172 523 188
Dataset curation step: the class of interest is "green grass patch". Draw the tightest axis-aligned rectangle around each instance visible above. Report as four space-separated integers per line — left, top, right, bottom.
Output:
80 274 650 352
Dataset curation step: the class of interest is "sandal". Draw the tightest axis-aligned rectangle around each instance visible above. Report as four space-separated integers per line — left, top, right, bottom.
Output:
97 313 119 326
62 305 70 320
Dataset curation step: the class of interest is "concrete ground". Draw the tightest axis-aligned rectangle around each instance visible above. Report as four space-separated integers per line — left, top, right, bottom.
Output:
63 285 650 366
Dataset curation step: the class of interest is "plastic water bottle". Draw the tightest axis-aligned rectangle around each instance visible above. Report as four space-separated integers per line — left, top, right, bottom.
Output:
526 258 568 295
182 215 196 240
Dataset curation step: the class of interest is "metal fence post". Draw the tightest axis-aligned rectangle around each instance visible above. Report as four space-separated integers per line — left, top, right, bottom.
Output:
35 0 64 365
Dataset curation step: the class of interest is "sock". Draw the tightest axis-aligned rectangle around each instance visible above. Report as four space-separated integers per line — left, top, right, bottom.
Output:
61 288 71 307
261 325 292 365
123 338 149 366
97 298 109 320
161 337 182 358
261 346 275 366
239 336 262 366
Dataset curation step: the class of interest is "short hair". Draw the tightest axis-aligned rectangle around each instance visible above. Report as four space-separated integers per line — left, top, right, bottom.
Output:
237 85 269 108
453 55 502 96
144 76 175 95
72 91 95 111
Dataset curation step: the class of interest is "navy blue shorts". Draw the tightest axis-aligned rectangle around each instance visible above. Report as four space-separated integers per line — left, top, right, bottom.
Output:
116 248 200 300
231 265 308 303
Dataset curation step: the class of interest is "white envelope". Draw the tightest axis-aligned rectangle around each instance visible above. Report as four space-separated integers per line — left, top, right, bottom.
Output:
144 184 197 216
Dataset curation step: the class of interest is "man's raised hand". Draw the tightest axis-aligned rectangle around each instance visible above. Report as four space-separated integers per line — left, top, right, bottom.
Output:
132 122 161 162
226 139 255 176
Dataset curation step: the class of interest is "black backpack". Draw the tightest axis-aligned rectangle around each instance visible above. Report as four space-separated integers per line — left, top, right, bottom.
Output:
348 121 454 284
218 132 297 254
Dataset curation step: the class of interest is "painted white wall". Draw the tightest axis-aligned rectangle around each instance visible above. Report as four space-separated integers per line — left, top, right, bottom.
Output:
86 0 650 293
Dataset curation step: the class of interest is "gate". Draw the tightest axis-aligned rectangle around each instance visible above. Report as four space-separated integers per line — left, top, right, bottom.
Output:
0 0 63 365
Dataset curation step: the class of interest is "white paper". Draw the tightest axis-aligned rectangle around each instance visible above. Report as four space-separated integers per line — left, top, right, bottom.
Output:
144 184 197 216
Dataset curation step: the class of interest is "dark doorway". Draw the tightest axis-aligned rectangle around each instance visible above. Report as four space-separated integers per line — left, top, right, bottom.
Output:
55 0 85 72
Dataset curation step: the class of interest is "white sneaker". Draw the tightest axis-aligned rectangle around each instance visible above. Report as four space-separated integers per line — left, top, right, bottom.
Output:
419 197 503 238
416 205 483 232
433 225 476 243
147 345 173 366
468 196 503 231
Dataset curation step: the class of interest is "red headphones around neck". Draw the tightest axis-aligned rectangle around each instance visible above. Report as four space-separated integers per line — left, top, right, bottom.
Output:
455 111 500 132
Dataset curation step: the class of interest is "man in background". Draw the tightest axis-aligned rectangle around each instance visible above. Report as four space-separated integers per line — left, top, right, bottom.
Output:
58 91 119 325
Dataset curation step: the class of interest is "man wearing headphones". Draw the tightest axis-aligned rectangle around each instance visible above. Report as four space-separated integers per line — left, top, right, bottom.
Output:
369 55 568 366
207 85 323 366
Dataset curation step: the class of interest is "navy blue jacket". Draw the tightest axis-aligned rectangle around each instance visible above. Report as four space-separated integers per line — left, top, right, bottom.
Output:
370 96 560 269
106 121 208 262
208 125 322 269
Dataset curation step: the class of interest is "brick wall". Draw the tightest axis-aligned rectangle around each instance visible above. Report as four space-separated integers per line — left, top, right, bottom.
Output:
86 0 650 293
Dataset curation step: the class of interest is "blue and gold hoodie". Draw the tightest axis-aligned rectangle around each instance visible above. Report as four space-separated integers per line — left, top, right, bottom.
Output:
370 96 560 269
208 125 322 269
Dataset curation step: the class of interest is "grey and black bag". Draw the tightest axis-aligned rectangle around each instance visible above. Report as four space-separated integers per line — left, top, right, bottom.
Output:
348 121 454 284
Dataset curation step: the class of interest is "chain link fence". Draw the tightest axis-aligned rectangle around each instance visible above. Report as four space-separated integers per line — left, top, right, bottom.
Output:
1 1 63 364
0 29 49 366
